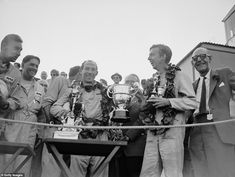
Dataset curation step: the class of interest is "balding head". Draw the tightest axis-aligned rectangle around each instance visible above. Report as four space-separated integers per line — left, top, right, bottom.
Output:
192 47 211 58
81 60 98 71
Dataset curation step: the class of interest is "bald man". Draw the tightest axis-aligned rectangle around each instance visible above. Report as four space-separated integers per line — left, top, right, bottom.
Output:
189 47 235 177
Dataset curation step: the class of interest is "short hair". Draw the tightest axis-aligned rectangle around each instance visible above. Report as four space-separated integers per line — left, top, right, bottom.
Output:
69 65 81 78
81 60 98 71
100 79 108 86
50 69 59 75
21 55 40 67
150 44 172 63
41 71 47 75
125 73 140 83
1 34 23 50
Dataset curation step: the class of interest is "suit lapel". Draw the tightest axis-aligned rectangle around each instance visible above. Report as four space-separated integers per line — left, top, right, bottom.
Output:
209 70 219 99
193 78 200 93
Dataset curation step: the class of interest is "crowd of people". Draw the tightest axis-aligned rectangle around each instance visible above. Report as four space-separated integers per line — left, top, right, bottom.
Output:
0 33 235 177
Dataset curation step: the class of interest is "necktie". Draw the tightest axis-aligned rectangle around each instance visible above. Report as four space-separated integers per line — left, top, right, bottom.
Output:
199 77 207 114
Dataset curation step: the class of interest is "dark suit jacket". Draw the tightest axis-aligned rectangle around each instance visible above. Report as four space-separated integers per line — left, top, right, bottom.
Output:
122 100 146 157
193 68 235 144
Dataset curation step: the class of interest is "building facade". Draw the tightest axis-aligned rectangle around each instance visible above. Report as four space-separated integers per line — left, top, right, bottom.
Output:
222 5 235 46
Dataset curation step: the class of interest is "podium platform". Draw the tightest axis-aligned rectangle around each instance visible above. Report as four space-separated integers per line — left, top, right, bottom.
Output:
44 138 127 177
0 141 35 173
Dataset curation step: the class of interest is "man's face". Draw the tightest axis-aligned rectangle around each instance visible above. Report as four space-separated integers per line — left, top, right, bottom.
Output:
2 40 22 63
141 79 147 89
38 80 48 93
192 48 211 75
73 71 82 83
60 72 67 78
112 75 121 84
22 58 39 80
148 47 165 71
40 72 47 80
81 61 98 84
125 75 138 87
51 71 59 79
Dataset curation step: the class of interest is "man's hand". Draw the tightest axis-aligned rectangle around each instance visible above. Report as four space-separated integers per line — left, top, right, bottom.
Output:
0 92 9 110
60 109 70 119
147 97 171 108
135 90 145 103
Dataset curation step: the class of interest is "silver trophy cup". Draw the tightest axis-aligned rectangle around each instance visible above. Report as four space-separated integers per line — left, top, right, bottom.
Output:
107 84 138 123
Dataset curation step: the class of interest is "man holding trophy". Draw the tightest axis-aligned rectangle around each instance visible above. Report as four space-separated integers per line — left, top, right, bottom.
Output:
50 60 113 177
139 44 197 177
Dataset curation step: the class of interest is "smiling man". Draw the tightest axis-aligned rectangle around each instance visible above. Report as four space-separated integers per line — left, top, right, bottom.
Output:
3 55 44 176
50 60 113 177
139 44 197 177
189 47 235 177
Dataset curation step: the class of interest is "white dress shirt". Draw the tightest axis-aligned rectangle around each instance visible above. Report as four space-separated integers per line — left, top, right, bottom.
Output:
195 70 211 114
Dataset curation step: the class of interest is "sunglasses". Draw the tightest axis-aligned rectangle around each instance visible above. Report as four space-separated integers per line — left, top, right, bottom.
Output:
192 54 210 63
51 74 59 76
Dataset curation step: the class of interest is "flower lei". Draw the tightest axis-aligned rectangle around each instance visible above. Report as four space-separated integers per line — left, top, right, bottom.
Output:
141 63 181 135
68 81 114 138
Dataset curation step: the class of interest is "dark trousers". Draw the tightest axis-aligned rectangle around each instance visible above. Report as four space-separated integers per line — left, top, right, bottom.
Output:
109 154 143 177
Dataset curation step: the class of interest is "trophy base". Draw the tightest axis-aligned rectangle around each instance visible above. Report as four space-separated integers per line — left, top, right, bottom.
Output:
53 131 80 140
111 110 130 123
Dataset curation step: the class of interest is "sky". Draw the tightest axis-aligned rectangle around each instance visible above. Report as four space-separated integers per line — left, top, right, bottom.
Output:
0 0 234 84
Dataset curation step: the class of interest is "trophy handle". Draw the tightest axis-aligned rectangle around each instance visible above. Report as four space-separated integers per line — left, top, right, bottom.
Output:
107 85 114 98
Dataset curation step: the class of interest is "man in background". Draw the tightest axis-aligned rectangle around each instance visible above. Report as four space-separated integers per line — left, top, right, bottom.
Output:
40 71 48 80
47 69 59 85
40 65 81 177
111 72 122 84
60 71 67 78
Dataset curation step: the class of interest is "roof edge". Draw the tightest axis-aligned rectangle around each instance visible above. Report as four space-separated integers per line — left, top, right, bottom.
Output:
177 42 235 66
222 5 235 22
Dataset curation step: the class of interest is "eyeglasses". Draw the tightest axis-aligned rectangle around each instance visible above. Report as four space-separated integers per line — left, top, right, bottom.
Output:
192 54 210 63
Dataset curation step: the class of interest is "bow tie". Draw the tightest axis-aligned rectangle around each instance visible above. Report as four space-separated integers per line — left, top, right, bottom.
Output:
81 82 98 92
84 85 96 92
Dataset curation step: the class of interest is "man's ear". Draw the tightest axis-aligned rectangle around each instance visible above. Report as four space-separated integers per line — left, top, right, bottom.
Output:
162 53 167 63
95 70 98 76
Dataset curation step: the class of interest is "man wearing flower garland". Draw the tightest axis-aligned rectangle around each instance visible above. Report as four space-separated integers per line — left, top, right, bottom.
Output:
139 44 197 177
189 47 235 177
50 60 113 177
